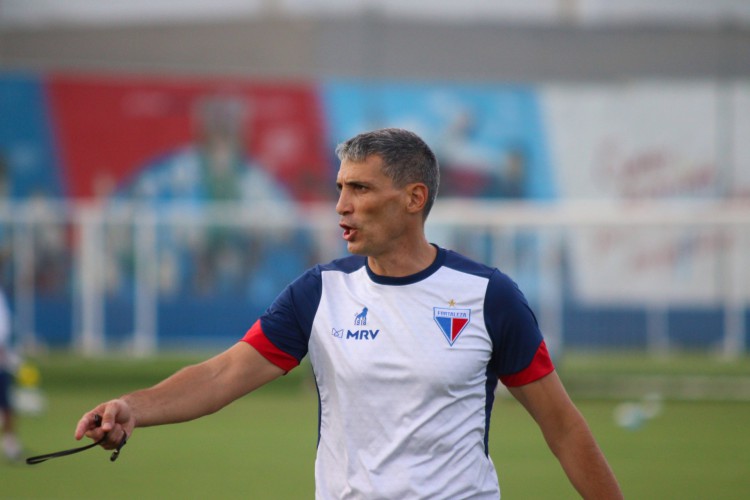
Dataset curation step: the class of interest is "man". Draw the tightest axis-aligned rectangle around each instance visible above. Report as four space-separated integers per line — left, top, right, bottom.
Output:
1 285 22 461
76 128 622 499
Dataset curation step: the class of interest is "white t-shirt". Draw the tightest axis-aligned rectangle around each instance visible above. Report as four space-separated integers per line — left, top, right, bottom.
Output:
244 247 553 499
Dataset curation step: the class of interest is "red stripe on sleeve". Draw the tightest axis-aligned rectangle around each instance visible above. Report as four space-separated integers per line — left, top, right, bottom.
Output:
499 340 555 387
241 320 300 372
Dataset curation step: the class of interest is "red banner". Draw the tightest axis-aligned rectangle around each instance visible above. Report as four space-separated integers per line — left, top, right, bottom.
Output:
47 74 329 201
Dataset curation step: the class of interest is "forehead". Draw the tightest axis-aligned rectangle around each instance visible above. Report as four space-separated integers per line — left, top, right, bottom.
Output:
336 155 390 183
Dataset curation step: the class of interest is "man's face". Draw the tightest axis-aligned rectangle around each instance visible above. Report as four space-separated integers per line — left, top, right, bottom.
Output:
335 155 410 257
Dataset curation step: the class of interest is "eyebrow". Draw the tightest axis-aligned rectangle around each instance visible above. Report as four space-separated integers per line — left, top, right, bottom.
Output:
336 179 369 189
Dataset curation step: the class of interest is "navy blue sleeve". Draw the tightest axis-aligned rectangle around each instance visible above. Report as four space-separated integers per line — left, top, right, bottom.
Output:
484 270 545 378
258 265 323 363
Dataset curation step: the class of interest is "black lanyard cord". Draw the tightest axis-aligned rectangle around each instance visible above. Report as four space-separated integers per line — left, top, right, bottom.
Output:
26 436 108 465
25 415 128 465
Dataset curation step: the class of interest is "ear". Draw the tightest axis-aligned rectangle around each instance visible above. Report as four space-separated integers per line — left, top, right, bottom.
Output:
404 182 429 215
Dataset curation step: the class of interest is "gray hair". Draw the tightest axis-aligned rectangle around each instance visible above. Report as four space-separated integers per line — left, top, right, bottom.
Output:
335 128 440 218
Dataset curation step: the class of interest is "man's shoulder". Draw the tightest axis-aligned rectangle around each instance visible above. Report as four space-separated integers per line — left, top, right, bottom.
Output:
285 256 366 294
319 255 367 274
441 249 523 300
441 248 497 280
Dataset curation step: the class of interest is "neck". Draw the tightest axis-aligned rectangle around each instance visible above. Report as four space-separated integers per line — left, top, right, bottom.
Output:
367 239 437 278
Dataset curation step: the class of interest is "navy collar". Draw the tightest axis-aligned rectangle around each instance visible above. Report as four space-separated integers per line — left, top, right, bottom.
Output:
365 245 445 286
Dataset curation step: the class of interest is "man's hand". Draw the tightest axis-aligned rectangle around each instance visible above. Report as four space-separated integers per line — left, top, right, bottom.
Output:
75 399 134 450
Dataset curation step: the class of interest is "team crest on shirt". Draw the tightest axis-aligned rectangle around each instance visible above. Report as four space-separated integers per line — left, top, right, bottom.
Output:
433 306 471 346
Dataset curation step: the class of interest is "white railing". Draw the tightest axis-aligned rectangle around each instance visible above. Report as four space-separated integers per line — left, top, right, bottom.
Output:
1 199 748 358
432 199 749 359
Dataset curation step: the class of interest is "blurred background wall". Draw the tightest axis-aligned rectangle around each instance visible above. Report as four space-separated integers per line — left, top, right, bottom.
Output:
0 0 748 357
2 1 749 80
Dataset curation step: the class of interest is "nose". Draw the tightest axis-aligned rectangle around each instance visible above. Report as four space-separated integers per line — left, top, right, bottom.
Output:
335 188 351 215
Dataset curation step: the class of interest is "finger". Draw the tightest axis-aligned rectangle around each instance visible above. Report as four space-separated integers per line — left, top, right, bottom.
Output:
74 412 101 440
102 426 128 450
101 403 119 432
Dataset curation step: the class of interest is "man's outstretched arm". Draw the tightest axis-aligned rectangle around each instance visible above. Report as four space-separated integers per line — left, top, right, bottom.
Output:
75 342 285 449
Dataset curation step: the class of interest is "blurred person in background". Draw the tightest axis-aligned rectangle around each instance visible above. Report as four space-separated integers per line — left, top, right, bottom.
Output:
0 284 22 462
75 128 622 499
0 159 23 461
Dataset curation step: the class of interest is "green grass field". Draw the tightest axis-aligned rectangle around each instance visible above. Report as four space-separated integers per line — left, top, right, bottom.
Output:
4 352 750 499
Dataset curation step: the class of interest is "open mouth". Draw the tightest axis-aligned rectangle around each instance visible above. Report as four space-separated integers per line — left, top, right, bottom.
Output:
340 223 356 241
